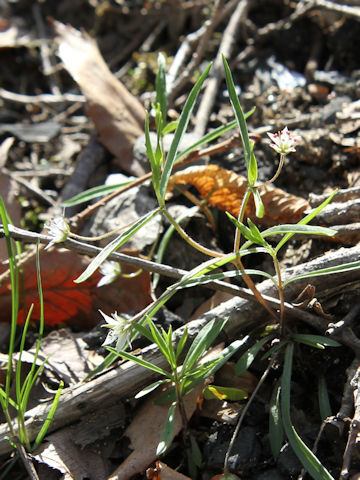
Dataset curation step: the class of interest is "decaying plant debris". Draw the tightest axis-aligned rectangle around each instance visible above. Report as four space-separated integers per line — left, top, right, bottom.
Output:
0 1 360 479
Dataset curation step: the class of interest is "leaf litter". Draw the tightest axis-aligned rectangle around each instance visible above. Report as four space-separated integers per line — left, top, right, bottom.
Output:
0 1 360 479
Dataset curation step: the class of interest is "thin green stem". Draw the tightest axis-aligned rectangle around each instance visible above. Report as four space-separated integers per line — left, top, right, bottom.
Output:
69 220 137 242
232 189 277 320
174 375 189 448
233 188 251 254
162 209 222 258
262 154 285 187
272 254 286 335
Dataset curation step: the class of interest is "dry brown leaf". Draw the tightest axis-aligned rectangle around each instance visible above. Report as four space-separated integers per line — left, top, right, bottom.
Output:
52 20 146 175
107 385 202 480
16 328 103 386
169 165 309 227
33 428 107 480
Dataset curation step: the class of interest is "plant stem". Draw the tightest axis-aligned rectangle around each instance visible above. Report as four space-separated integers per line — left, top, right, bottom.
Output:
272 254 286 335
174 374 189 448
233 188 251 254
233 189 277 320
162 209 222 258
262 154 285 187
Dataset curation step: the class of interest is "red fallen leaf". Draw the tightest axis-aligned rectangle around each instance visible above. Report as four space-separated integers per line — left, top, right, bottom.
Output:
0 248 151 328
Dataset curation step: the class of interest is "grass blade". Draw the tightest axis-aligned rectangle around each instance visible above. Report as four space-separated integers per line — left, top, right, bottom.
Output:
222 55 252 179
275 190 338 253
292 334 341 349
74 208 161 283
318 375 332 421
157 401 177 455
284 260 360 287
181 317 228 375
32 380 64 451
107 347 171 378
135 379 169 399
269 383 284 459
281 343 335 480
159 62 212 200
156 52 167 131
235 335 272 376
263 224 337 238
176 107 255 161
61 182 133 207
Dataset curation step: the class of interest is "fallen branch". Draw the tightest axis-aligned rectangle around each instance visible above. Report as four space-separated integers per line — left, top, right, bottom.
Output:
0 245 358 455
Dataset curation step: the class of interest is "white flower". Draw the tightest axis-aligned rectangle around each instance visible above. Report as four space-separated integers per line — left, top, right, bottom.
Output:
45 216 70 250
267 127 301 156
97 261 122 287
100 310 132 352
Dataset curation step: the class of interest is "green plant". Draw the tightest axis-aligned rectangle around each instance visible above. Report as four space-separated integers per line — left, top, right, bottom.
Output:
55 53 360 478
0 199 63 466
108 316 245 457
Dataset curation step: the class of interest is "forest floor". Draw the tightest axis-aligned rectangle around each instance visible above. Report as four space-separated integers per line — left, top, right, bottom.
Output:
0 1 360 479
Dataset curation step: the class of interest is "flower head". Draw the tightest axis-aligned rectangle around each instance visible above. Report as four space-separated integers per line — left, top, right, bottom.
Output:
267 127 301 156
100 310 132 352
45 216 70 250
97 261 122 287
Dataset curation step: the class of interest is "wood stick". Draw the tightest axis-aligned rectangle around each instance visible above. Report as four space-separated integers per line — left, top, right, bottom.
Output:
0 246 358 455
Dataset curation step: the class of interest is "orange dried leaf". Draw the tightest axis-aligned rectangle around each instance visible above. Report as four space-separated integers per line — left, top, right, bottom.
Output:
169 165 309 226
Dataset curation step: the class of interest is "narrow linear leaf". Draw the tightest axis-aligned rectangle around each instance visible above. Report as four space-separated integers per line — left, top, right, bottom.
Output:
156 52 167 131
252 187 264 218
159 62 212 200
182 268 275 289
275 190 338 253
176 107 255 161
146 112 162 202
74 208 160 283
248 143 258 186
292 334 341 349
247 218 266 245
162 120 179 135
107 347 171 378
318 375 332 421
222 55 252 176
226 212 263 245
181 318 228 375
263 224 337 238
61 182 133 207
182 338 248 397
135 379 169 399
281 343 335 480
190 435 203 468
269 383 284 459
148 319 174 367
235 335 273 376
154 386 176 405
284 261 360 287
203 385 248 401
32 380 64 450
157 401 177 455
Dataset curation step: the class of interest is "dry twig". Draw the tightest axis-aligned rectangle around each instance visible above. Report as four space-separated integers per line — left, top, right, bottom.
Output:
194 0 251 136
